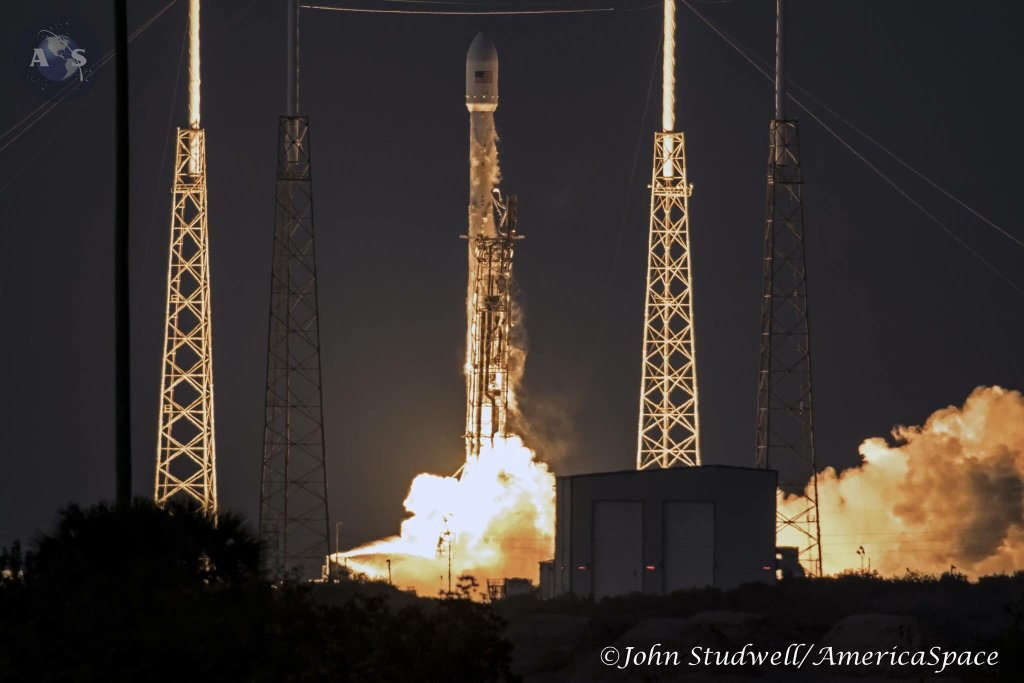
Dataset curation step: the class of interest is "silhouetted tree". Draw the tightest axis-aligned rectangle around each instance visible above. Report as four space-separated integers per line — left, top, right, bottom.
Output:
0 500 518 681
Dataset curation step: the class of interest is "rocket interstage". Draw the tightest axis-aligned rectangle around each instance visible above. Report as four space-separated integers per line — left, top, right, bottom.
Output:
465 190 522 459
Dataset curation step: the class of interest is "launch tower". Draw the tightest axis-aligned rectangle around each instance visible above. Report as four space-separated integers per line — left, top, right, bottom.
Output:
259 0 331 579
637 0 701 469
155 0 218 515
755 0 823 576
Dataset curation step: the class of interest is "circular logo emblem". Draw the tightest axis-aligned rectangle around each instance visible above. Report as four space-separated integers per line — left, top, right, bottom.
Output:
18 17 99 100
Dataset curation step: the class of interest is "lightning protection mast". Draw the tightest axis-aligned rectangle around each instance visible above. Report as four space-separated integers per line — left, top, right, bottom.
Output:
155 0 218 516
259 0 331 580
637 0 701 469
755 0 823 576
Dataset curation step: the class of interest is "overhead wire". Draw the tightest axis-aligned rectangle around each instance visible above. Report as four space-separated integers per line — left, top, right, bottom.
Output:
0 0 181 155
678 0 1024 297
301 4 615 15
786 81 1024 250
596 26 662 346
680 2 1024 252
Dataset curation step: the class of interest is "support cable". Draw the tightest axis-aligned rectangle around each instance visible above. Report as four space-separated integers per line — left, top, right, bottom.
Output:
0 0 180 153
679 0 1024 297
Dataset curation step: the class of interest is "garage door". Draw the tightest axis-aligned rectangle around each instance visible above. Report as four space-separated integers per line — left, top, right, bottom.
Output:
663 501 714 592
592 501 643 599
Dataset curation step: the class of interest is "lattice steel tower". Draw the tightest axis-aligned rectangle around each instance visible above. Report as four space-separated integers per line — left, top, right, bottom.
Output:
259 0 330 579
755 0 822 576
155 0 218 515
637 0 701 470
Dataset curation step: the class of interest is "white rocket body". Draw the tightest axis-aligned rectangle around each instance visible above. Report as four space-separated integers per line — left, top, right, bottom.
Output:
466 33 498 113
464 33 504 457
466 33 500 242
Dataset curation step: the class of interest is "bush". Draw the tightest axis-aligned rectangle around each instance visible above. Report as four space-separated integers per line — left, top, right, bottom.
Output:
0 499 516 682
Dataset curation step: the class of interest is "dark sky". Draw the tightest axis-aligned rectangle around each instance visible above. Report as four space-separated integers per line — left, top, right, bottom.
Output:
2 0 1022 551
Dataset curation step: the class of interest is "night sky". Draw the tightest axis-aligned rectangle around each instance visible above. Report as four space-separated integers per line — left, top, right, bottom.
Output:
2 0 1022 552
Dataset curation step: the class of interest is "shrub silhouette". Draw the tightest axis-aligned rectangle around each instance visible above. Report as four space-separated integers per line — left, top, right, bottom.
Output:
0 499 516 682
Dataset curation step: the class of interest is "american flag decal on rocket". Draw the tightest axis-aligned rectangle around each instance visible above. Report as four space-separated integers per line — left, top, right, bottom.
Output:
475 70 494 84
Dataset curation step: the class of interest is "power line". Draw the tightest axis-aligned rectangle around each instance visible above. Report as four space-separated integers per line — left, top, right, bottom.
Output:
302 3 615 15
681 4 1024 252
787 80 1024 250
678 0 1024 298
0 0 181 154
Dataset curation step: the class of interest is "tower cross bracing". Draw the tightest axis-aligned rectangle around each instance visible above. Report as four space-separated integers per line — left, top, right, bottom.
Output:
155 127 218 515
637 131 701 470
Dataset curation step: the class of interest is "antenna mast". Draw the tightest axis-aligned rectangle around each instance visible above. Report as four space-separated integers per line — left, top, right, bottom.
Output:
259 0 331 579
755 0 823 576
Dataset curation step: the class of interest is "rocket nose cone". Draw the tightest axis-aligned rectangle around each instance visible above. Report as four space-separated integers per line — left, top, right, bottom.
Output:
466 32 498 111
467 32 498 66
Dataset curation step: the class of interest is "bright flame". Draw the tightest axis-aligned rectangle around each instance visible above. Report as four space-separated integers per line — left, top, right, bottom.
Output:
336 436 554 596
780 386 1024 578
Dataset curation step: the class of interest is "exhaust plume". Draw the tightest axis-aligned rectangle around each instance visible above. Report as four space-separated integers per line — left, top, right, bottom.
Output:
339 437 554 595
780 386 1024 577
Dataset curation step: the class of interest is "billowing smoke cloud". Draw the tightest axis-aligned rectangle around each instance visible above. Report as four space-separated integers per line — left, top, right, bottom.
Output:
780 386 1024 577
339 437 554 596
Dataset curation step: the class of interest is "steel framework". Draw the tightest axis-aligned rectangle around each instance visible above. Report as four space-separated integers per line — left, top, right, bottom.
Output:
637 132 701 469
755 119 822 576
259 116 330 579
465 190 521 459
155 127 218 515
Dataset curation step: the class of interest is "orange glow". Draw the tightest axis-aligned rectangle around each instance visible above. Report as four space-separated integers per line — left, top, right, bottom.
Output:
780 386 1024 578
335 436 554 596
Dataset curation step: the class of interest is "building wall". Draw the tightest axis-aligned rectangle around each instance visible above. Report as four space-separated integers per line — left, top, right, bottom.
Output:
549 466 776 598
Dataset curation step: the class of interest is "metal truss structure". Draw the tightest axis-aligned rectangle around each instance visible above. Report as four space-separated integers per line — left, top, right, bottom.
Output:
465 189 521 459
259 116 330 579
637 132 701 470
155 127 218 516
755 119 822 576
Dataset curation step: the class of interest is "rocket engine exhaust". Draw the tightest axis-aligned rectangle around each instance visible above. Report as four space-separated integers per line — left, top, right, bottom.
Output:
331 34 555 597
780 386 1024 578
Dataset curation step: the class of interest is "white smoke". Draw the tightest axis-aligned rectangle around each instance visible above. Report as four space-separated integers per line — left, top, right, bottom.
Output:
780 386 1024 577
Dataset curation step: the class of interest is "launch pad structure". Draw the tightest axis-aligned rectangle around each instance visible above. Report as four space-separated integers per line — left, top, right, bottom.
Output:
637 0 701 470
155 0 218 516
259 0 331 580
755 0 823 576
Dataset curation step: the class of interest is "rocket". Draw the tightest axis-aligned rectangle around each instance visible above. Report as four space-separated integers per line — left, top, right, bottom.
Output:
466 32 498 113
463 32 515 460
465 32 500 242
